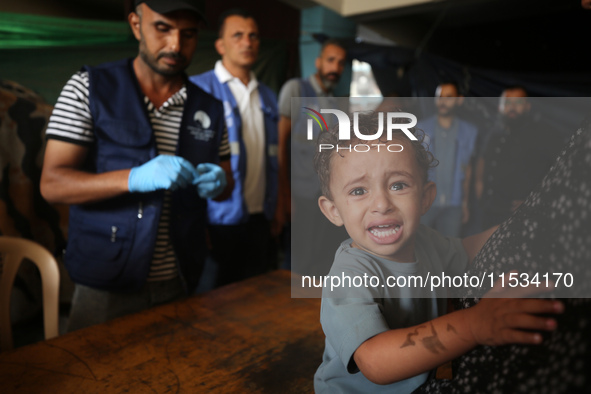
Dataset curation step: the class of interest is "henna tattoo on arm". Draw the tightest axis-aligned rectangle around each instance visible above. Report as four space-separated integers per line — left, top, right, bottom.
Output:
400 322 454 354
421 322 447 354
400 325 426 348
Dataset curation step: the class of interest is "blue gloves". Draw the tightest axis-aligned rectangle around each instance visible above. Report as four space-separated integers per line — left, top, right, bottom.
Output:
128 155 226 199
128 155 195 193
193 162 227 199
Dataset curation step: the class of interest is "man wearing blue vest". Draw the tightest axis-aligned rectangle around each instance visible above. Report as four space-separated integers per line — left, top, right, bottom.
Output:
40 0 232 331
418 81 478 237
190 9 279 287
277 39 348 276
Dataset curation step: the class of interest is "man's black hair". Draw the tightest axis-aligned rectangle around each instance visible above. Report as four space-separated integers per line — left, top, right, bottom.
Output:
218 8 254 37
319 38 346 55
437 79 461 95
502 85 529 96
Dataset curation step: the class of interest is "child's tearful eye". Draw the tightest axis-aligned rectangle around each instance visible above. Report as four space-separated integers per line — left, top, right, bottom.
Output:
390 183 406 191
350 188 366 196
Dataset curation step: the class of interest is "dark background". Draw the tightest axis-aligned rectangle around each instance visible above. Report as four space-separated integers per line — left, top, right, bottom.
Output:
1 0 589 100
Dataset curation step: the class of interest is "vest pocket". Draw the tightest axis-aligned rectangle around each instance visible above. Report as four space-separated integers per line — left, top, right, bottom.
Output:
66 214 134 283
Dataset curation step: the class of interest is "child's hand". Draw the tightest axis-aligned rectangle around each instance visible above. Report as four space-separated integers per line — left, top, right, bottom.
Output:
467 272 564 346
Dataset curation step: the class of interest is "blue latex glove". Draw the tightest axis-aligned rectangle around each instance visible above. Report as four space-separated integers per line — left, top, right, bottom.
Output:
193 163 227 199
128 155 196 193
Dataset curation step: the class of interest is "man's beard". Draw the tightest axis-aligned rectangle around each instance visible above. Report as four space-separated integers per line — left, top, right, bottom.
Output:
139 38 186 77
503 113 528 129
320 72 340 91
437 104 454 116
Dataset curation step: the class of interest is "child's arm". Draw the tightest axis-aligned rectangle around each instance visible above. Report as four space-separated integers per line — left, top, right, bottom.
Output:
353 287 563 385
462 225 498 262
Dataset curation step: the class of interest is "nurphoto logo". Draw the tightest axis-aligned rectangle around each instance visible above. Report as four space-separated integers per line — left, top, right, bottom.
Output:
303 109 418 152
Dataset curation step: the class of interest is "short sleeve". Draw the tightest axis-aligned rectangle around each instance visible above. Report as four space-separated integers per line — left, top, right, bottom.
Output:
278 79 301 118
316 242 444 392
321 296 390 373
45 71 94 146
218 123 231 161
320 248 392 374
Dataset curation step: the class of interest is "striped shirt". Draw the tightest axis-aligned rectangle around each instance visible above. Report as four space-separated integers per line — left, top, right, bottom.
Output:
46 71 230 282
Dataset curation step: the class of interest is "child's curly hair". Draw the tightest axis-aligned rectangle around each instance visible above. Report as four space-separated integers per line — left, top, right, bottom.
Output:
313 111 437 200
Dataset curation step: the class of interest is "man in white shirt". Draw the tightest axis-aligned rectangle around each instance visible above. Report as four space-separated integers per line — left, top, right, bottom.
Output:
190 9 279 286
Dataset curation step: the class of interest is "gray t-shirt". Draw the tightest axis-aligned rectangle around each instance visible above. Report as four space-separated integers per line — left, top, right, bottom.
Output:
278 75 340 199
277 74 330 118
314 225 469 393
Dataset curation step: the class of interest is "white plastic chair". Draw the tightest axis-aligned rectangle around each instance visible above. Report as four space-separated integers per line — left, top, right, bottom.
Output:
0 236 60 351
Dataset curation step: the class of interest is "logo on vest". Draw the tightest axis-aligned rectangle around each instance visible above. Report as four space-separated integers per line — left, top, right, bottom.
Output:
190 110 215 142
194 111 211 128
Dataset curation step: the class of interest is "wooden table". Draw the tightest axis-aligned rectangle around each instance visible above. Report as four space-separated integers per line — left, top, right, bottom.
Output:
0 270 324 393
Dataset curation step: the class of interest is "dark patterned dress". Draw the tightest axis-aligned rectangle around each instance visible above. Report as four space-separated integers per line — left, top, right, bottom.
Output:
417 119 591 394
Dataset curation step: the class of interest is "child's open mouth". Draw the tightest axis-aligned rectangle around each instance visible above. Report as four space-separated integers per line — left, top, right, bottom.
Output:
369 224 401 238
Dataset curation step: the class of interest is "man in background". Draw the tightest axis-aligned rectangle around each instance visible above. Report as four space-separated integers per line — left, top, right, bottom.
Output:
277 39 348 276
475 86 563 229
418 81 478 237
190 9 279 287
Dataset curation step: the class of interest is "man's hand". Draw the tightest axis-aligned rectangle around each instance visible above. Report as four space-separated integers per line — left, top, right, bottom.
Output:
193 163 227 199
128 155 195 193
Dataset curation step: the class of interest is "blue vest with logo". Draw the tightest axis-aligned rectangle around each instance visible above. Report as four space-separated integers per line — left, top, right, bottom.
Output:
190 70 278 224
65 58 224 292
